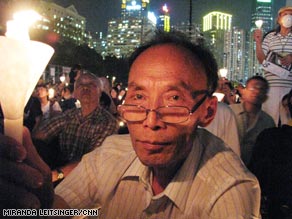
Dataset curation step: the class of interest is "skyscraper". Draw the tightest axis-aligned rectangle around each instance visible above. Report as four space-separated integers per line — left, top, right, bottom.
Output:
202 11 232 68
107 0 156 58
121 0 150 19
224 27 246 82
157 4 170 32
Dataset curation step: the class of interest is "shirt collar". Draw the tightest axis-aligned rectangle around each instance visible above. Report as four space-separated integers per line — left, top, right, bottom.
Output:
121 133 203 213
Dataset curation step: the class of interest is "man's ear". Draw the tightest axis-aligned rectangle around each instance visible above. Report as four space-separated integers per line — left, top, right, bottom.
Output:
262 94 268 103
198 96 217 127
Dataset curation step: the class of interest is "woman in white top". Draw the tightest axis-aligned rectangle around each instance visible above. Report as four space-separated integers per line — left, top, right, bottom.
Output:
36 84 62 120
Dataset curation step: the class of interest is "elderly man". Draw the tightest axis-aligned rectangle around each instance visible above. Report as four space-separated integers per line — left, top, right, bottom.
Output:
32 73 119 182
0 31 260 218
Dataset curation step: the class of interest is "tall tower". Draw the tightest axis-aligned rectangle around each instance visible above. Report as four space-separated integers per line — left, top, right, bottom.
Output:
157 4 170 32
224 27 246 82
107 0 156 58
121 0 150 19
202 11 232 68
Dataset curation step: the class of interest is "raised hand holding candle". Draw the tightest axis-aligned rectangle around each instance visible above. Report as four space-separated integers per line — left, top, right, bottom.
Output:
0 10 54 143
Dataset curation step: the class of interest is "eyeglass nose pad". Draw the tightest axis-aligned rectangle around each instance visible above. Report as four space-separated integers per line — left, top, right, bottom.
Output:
144 109 163 128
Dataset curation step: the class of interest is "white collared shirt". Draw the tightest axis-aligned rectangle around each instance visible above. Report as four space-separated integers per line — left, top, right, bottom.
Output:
55 131 261 219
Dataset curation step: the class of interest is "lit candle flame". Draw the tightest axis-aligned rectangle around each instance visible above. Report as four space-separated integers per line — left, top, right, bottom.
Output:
5 10 41 41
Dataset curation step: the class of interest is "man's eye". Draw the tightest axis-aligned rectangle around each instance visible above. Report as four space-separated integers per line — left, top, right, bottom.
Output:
134 94 143 100
172 95 180 100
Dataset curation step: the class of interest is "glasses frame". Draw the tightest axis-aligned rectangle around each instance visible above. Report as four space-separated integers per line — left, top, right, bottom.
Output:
118 90 209 124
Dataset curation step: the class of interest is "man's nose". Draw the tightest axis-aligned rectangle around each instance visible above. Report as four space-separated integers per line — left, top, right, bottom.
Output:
142 110 165 130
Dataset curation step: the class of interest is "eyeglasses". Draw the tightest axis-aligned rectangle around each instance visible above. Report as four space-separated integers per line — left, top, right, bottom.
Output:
246 86 266 94
118 90 209 124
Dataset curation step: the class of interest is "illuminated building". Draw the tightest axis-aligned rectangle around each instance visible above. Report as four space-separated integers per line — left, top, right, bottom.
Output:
173 21 204 44
107 0 156 58
157 4 170 32
23 0 86 45
7 0 86 45
121 0 150 18
224 27 246 82
203 11 232 68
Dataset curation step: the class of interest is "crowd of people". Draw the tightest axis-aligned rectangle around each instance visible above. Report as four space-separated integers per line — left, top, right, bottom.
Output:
0 6 292 219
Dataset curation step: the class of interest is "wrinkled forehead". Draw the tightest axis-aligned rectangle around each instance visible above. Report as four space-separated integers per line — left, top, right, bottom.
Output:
129 44 207 85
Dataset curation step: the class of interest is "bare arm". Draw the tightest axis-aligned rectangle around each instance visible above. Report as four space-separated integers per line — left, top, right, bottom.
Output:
254 29 266 64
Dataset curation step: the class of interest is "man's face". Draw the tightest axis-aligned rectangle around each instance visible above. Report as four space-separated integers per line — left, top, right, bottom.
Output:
125 44 209 169
74 75 100 105
242 79 267 105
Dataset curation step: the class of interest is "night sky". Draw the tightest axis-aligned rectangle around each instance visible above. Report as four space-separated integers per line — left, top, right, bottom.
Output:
54 0 287 34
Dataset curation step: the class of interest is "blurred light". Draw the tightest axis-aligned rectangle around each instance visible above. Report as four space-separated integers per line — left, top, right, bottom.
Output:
162 4 169 13
255 20 263 29
60 74 66 83
6 10 41 41
119 121 125 127
48 88 55 99
219 68 228 78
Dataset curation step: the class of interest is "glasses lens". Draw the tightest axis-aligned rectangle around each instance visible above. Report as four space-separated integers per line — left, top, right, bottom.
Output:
119 105 146 122
158 106 189 123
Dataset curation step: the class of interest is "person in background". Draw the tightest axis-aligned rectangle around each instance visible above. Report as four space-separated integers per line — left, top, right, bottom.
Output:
254 6 292 126
110 86 120 106
281 89 292 126
32 73 119 183
0 31 260 218
249 117 292 217
24 96 42 132
99 77 117 116
35 84 62 120
59 86 76 112
203 101 241 157
217 78 238 105
230 76 275 166
69 64 82 88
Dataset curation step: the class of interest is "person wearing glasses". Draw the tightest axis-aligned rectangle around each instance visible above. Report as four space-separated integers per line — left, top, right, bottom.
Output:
230 76 275 166
0 31 261 218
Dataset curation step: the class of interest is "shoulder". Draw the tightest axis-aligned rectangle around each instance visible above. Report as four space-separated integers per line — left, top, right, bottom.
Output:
97 107 118 123
197 129 254 180
229 103 243 113
260 110 276 126
216 102 236 117
264 31 277 40
84 134 134 162
194 130 260 210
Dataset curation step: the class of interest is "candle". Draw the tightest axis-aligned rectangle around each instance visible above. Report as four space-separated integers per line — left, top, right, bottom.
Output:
0 10 54 143
255 20 263 29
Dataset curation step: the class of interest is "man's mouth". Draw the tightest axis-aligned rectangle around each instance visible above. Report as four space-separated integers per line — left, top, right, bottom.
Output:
137 140 171 151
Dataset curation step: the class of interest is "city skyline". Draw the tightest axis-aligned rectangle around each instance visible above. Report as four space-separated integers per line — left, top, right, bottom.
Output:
54 0 286 34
